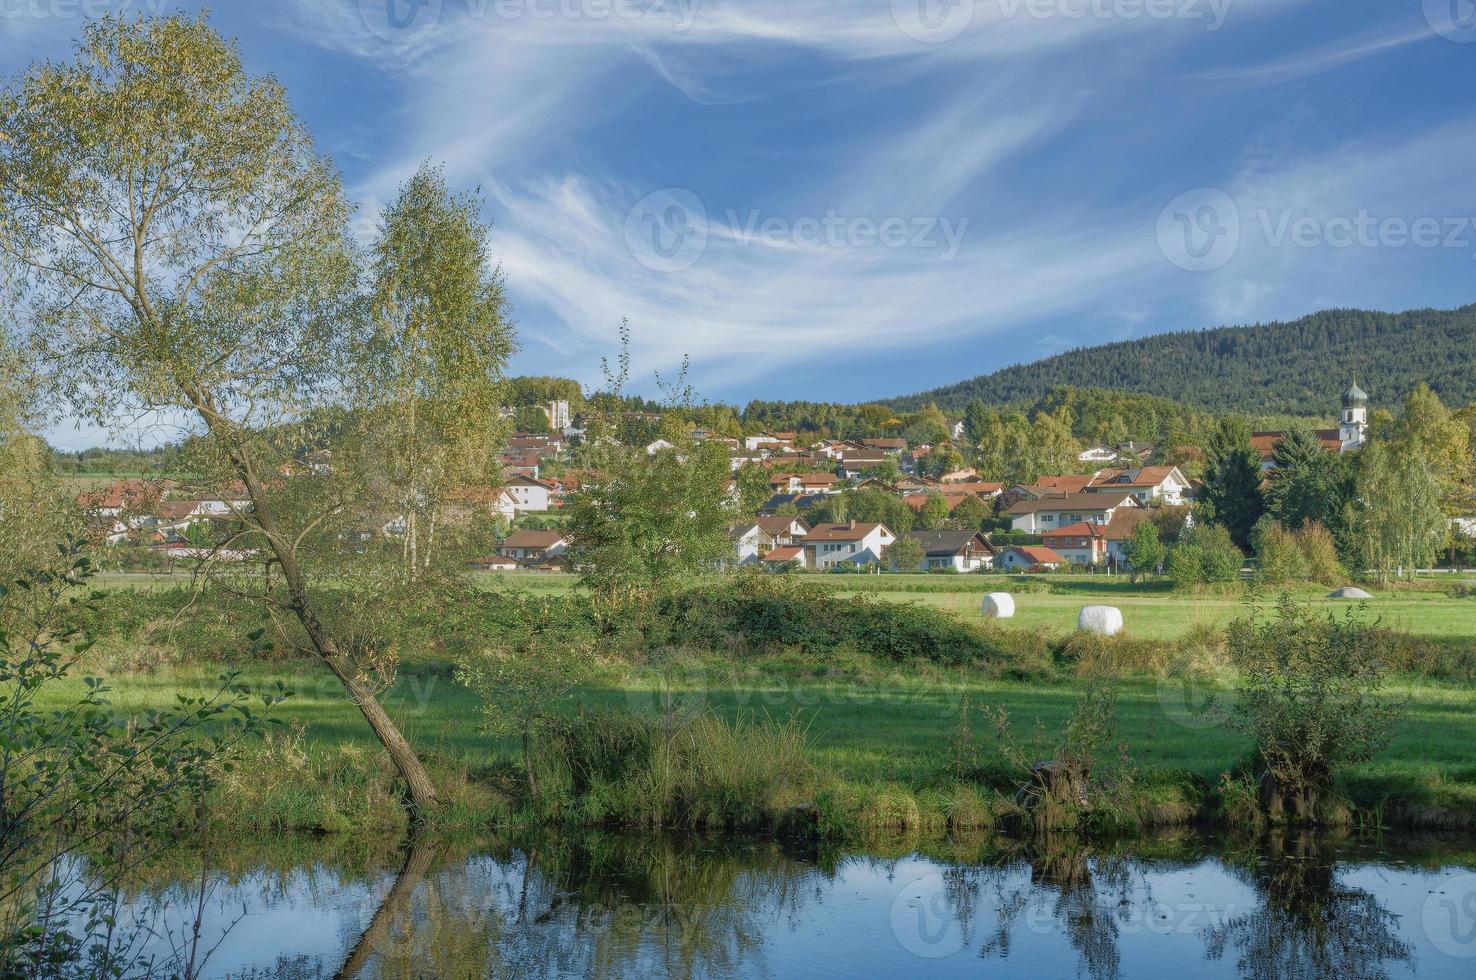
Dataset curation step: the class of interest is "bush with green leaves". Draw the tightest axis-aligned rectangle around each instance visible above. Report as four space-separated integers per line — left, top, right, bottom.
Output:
1251 517 1308 585
454 599 605 802
1221 594 1402 823
647 572 1010 667
0 542 288 976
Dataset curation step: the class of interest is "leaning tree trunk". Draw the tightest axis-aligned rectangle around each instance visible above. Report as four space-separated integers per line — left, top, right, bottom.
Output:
190 389 439 811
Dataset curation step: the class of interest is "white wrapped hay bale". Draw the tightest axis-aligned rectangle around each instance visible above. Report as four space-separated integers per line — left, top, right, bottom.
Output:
981 593 1015 619
1078 605 1123 636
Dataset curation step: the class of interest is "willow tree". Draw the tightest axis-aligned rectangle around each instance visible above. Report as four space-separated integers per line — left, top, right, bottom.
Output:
354 164 513 579
0 16 438 807
0 335 77 593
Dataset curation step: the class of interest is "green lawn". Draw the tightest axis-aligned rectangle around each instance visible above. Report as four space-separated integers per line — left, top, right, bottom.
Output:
70 569 1476 828
470 570 1476 642
54 661 1476 794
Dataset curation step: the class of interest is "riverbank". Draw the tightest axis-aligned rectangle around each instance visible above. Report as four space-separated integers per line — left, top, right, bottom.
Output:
46 659 1476 839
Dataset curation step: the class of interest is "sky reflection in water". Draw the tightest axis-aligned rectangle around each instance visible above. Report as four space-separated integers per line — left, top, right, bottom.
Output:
117 832 1476 979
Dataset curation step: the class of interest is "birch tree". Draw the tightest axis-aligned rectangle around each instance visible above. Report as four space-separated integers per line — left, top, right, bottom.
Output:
0 15 440 808
353 164 513 579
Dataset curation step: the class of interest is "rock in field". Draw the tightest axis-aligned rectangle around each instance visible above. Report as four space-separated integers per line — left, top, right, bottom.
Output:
981 593 1015 619
1078 605 1123 636
1328 586 1374 599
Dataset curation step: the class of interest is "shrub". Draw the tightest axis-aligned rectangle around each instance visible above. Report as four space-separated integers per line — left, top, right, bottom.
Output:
1252 518 1308 585
1222 594 1403 823
1295 522 1346 585
1194 524 1245 583
647 573 1011 668
1165 544 1205 587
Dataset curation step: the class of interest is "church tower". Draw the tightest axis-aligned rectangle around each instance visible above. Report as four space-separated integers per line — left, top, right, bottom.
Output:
1339 380 1368 451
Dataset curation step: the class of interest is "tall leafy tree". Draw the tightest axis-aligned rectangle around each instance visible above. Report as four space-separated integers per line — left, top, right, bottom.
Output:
963 398 991 446
1200 417 1265 551
1026 407 1081 479
917 493 950 530
0 16 438 807
353 163 513 579
1354 434 1448 583
1381 383 1473 515
1123 521 1164 581
566 340 736 602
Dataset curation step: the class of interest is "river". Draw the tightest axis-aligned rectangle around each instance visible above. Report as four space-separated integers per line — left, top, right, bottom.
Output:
107 830 1476 978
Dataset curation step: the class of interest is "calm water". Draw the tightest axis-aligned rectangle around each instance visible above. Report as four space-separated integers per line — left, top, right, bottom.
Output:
112 831 1476 978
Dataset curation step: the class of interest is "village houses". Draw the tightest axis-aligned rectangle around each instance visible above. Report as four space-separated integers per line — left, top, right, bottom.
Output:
803 521 896 570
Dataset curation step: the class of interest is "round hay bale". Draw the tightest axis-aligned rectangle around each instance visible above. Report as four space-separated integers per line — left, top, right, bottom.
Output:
981 593 1015 619
1078 605 1123 636
1328 586 1373 600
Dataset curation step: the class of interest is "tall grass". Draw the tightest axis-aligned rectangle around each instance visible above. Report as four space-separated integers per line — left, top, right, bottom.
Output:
529 710 822 832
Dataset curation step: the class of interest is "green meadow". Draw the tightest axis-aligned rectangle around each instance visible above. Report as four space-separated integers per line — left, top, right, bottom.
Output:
53 569 1475 834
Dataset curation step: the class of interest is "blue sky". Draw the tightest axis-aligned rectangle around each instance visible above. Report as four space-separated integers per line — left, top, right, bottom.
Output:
4 1 1475 447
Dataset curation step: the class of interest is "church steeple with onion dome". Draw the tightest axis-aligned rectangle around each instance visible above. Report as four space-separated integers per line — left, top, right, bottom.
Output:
1339 379 1369 450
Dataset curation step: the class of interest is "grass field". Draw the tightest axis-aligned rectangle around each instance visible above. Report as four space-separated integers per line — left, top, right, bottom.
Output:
65 569 1476 832
464 570 1476 642
47 658 1476 820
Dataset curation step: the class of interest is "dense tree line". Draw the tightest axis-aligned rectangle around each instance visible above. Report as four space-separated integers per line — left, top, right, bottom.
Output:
885 305 1476 417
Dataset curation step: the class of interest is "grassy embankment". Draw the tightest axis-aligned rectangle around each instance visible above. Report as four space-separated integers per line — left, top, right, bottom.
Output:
56 573 1476 838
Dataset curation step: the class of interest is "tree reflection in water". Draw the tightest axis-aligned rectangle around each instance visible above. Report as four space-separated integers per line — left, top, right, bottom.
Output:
140 828 1447 979
1205 832 1415 980
978 837 1132 980
336 833 823 979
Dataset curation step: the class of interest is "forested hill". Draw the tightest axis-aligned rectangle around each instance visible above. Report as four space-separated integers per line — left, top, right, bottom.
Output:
886 304 1476 417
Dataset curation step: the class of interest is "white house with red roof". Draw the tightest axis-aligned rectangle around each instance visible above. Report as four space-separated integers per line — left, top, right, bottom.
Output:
1041 522 1108 565
803 521 896 570
1003 492 1140 533
761 545 808 569
504 475 557 512
997 545 1067 571
1085 466 1191 505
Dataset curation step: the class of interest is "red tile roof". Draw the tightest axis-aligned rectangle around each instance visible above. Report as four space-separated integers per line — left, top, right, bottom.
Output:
762 546 804 562
1042 522 1105 540
1005 545 1067 565
804 522 888 542
1030 474 1093 494
500 530 566 549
